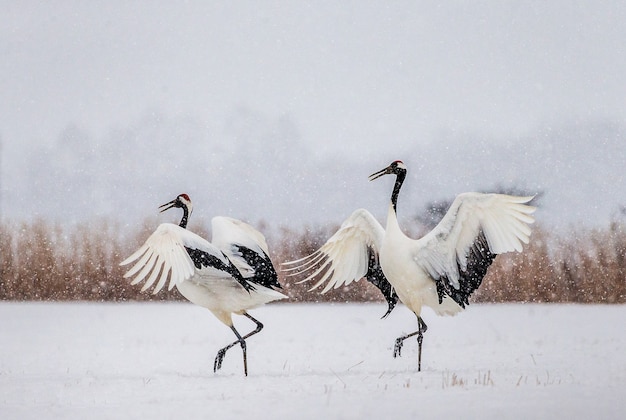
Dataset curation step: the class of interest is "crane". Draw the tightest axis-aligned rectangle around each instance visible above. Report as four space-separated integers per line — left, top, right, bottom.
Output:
283 161 535 371
120 194 287 376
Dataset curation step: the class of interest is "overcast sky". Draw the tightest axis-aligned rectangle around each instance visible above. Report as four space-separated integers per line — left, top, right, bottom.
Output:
1 1 625 226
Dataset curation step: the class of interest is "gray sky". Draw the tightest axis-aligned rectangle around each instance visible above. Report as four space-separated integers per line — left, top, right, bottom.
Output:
4 1 625 151
1 1 625 226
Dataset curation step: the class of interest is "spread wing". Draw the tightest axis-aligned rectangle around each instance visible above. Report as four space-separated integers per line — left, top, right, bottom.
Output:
120 223 238 294
211 216 281 290
413 193 536 307
282 209 398 317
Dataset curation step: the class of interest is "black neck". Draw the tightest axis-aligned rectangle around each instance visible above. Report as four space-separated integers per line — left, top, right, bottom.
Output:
391 170 406 213
179 206 190 228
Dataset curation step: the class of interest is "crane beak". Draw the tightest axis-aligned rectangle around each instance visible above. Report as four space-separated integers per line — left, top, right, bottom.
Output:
158 199 177 213
368 165 392 181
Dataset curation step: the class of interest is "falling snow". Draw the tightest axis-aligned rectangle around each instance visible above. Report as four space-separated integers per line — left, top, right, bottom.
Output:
1 3 625 418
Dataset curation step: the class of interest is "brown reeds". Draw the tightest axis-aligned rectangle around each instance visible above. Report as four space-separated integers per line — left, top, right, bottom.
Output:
0 218 624 303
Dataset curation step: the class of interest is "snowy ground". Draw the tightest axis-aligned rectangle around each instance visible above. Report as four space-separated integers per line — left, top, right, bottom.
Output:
1 302 624 419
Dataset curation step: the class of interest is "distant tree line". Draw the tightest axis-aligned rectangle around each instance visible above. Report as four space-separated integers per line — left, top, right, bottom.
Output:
1 209 624 304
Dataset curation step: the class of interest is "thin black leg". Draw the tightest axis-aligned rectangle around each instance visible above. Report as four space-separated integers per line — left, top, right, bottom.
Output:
213 313 264 376
393 314 428 371
416 316 427 372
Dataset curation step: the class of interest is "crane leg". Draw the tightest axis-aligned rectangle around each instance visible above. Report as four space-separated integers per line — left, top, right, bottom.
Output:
213 313 264 376
393 315 428 371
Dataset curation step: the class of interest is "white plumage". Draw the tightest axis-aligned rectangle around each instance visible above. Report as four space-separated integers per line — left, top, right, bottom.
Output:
121 194 287 376
283 161 536 371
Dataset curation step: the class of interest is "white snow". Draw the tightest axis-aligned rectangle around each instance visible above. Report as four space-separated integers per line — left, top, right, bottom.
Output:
1 302 624 419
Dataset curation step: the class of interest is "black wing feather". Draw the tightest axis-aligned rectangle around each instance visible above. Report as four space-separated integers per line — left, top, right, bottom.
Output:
365 246 399 318
184 246 255 292
435 230 496 307
232 245 281 290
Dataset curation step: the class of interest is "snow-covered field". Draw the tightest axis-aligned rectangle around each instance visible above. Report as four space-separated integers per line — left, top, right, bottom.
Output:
1 302 624 419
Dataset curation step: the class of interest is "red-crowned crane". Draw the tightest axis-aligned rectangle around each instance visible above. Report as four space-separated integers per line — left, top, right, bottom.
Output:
283 161 536 371
120 194 287 376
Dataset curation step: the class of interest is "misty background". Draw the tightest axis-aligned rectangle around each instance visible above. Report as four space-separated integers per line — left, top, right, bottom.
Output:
2 1 625 229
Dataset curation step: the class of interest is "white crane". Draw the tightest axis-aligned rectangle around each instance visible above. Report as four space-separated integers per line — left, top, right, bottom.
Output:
283 161 536 371
120 194 287 376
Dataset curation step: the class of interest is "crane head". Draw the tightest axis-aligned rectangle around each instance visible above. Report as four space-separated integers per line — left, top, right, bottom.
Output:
368 160 407 181
159 193 193 215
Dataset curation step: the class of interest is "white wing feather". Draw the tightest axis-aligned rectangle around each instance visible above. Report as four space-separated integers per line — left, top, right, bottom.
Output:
211 216 270 276
283 209 384 293
413 193 536 289
120 223 229 294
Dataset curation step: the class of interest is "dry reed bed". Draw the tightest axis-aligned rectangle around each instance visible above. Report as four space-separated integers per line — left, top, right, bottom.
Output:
0 219 624 303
